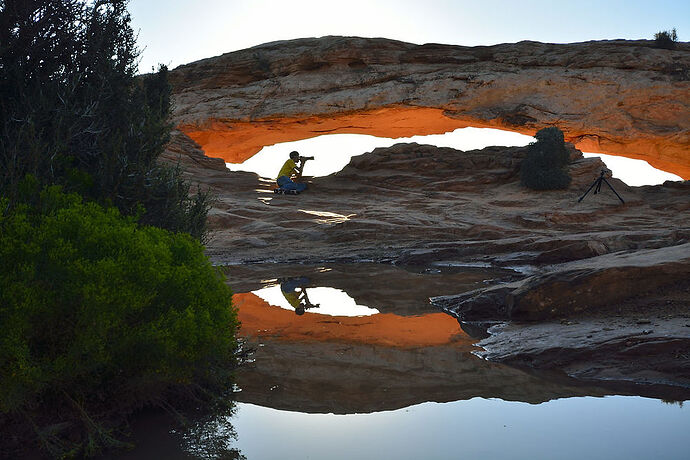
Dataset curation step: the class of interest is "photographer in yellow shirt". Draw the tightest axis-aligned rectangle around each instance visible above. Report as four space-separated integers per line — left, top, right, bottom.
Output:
276 151 311 193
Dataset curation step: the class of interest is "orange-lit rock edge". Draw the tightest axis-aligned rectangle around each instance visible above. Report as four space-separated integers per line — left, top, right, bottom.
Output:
178 106 690 179
233 292 475 350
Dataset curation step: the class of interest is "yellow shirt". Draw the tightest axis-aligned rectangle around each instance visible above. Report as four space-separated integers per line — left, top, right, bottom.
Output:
282 291 301 308
278 159 297 179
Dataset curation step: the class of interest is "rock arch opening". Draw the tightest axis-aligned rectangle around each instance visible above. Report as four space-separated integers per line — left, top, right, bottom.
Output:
212 125 681 186
225 127 533 178
177 106 687 184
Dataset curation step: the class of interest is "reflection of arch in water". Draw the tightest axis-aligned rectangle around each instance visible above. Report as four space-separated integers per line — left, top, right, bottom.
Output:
233 292 472 348
233 292 617 414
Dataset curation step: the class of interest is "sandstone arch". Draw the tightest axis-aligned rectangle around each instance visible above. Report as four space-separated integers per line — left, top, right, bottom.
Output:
169 36 690 178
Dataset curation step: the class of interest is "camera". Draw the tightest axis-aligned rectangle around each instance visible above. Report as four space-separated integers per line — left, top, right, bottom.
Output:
299 156 315 161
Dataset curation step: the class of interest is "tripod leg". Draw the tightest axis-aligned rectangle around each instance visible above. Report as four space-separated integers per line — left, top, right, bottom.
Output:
602 178 625 204
578 178 599 202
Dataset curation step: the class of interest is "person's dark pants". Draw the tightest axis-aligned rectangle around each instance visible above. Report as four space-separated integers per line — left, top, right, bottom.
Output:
277 176 307 192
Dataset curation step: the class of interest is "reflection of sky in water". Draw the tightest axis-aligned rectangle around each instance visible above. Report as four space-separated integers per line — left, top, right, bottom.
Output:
252 285 380 316
226 127 682 186
231 397 689 460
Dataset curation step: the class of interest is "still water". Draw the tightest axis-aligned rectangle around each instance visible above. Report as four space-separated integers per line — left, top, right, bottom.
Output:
233 397 688 460
116 263 690 459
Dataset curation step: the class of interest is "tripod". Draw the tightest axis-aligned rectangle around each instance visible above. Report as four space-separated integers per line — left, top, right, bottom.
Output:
578 170 625 204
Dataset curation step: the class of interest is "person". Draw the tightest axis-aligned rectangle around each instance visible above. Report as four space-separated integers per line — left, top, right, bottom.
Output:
279 276 319 315
276 151 308 193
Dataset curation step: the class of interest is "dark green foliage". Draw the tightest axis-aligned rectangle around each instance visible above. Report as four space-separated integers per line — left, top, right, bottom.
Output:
520 127 572 190
0 0 209 239
0 2 229 455
0 186 238 457
654 28 678 50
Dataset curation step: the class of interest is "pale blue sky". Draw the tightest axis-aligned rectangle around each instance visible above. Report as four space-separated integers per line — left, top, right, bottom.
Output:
129 0 689 73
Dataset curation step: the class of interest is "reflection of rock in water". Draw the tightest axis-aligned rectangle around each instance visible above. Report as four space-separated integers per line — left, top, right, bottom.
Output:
233 292 617 414
459 321 492 340
234 289 690 410
225 262 504 316
235 339 614 414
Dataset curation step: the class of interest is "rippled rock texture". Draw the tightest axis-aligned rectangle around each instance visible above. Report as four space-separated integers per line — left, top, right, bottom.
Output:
433 244 690 321
164 136 689 269
168 36 690 177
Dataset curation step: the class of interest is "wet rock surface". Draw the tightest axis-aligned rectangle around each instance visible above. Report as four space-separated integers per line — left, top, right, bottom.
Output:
473 288 690 397
432 243 690 320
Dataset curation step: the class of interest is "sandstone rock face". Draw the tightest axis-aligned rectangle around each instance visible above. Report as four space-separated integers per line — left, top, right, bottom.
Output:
168 36 690 178
475 314 690 393
432 243 690 321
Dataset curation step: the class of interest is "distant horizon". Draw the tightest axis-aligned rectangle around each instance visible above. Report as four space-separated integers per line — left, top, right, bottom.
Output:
225 129 683 186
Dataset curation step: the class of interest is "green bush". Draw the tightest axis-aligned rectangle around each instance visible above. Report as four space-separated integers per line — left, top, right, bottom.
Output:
654 28 678 50
0 186 237 457
520 127 572 190
0 1 210 239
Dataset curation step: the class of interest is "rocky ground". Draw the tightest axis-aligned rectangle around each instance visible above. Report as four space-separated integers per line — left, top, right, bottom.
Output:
163 130 690 396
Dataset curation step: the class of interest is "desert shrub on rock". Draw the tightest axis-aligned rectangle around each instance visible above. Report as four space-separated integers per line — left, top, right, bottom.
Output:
0 185 237 457
654 28 678 50
520 127 572 190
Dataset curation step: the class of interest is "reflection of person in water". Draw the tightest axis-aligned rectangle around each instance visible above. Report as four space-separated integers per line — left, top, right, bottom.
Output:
280 276 319 315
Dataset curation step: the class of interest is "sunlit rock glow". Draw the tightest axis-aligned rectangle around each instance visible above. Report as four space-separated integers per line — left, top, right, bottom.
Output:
180 107 468 163
170 37 690 178
233 292 474 349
